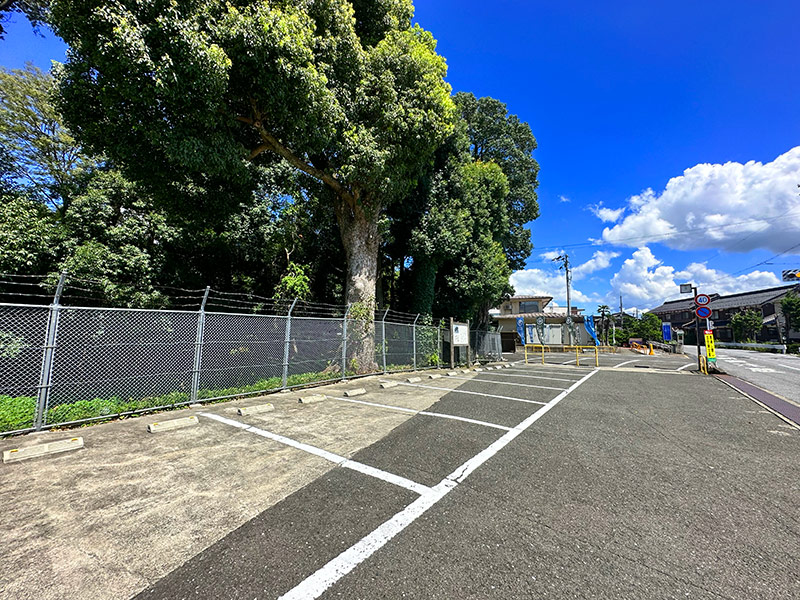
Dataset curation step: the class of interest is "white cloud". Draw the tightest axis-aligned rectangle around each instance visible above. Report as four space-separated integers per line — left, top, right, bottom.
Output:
572 250 620 280
538 250 562 261
559 195 571 203
602 146 800 253
510 268 595 304
607 247 782 309
589 202 625 223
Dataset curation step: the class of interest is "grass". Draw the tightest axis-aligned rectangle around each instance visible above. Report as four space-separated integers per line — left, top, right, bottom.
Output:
0 361 447 434
0 370 350 434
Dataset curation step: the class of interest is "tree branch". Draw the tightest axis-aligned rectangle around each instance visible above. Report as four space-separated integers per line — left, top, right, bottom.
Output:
239 101 357 210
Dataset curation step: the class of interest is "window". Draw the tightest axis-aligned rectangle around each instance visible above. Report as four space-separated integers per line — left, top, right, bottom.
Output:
518 301 539 313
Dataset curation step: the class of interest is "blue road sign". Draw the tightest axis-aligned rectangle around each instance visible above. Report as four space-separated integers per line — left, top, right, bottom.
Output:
695 306 712 319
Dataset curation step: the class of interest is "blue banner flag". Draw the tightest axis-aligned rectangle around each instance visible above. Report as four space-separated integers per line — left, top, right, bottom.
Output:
516 317 525 345
584 315 599 346
662 323 672 341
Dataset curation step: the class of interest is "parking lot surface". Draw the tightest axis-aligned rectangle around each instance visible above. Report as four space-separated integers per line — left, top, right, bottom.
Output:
2 358 797 600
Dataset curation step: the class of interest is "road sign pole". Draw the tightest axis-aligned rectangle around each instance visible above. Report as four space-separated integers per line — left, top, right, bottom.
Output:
693 286 702 371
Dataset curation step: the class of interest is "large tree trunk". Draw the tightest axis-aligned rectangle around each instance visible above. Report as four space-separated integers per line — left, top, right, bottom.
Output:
334 195 380 373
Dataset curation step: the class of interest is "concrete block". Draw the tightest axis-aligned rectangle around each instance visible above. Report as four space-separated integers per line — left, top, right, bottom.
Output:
474 368 483 372
343 388 367 397
189 403 203 408
460 369 471 374
237 403 275 416
406 377 422 383
147 416 199 433
3 437 84 463
429 374 442 379
380 381 399 389
447 371 459 376
298 394 326 404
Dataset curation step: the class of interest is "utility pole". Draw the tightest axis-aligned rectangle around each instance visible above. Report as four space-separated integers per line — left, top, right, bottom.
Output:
553 254 572 344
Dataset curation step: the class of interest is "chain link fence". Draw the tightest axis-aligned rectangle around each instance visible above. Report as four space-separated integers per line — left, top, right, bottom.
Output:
0 301 509 434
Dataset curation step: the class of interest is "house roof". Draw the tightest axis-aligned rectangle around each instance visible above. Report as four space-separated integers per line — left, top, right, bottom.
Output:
493 312 584 322
649 284 799 314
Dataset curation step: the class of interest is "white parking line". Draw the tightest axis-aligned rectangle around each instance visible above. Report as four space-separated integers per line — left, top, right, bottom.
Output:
676 363 694 371
278 369 599 600
200 412 431 496
504 367 586 377
444 375 566 392
398 382 548 405
485 371 579 382
778 363 800 372
612 360 639 369
328 396 511 432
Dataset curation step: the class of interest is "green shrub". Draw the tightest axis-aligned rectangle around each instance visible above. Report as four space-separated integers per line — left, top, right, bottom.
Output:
0 395 36 432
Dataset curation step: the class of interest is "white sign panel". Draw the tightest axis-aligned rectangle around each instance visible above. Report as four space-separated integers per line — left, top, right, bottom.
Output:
452 323 469 346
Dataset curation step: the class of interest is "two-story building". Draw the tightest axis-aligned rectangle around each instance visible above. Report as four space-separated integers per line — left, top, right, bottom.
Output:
648 283 800 343
491 295 587 350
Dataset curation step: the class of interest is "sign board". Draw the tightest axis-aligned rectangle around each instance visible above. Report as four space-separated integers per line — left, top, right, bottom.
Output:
694 294 711 306
695 306 712 319
704 329 716 362
679 283 693 294
662 323 672 341
452 323 469 346
782 269 800 282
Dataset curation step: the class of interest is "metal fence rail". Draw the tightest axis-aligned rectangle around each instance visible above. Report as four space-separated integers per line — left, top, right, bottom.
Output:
0 300 512 435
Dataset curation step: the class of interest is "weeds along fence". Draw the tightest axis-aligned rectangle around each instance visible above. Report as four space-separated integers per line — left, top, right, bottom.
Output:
0 276 501 434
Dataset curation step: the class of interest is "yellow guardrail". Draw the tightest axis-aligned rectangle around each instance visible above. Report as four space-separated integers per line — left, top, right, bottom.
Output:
524 344 618 367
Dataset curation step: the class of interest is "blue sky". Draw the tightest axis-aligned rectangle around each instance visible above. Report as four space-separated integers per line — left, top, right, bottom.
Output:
2 1 800 312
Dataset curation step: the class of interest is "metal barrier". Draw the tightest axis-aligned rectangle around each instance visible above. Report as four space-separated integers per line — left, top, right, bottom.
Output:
0 302 451 435
523 344 616 367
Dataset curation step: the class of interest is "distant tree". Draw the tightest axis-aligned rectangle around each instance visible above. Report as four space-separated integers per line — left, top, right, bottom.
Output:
454 92 539 269
731 309 763 342
597 305 611 344
0 64 95 216
636 312 663 342
780 291 800 334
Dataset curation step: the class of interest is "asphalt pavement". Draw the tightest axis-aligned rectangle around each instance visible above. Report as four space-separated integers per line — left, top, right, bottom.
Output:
131 361 799 600
690 346 800 406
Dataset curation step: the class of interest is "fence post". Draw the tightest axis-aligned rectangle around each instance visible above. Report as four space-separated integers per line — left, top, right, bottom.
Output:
412 314 419 370
34 271 67 430
282 298 298 389
436 326 441 368
190 286 211 403
381 308 389 373
341 304 351 380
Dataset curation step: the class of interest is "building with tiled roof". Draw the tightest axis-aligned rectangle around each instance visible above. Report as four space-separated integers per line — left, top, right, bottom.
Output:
648 283 800 343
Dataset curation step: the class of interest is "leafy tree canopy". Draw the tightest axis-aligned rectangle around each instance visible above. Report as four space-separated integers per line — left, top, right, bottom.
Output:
51 0 456 314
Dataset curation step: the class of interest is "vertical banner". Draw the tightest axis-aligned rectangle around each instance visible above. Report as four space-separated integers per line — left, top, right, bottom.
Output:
704 329 716 363
525 324 536 345
584 315 599 346
535 316 546 344
516 317 525 345
662 323 672 341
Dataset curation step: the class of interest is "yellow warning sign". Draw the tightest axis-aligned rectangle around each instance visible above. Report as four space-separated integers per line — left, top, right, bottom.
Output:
704 329 716 361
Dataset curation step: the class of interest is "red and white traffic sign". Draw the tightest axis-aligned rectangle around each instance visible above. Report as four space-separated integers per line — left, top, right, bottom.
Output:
695 294 711 306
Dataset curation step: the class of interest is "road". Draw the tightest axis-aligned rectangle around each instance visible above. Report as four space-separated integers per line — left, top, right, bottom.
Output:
691 346 800 407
